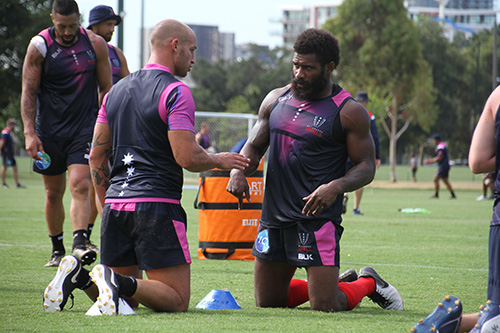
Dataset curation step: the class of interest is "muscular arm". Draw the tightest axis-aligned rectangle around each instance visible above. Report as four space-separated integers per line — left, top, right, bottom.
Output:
226 86 288 208
88 30 112 105
21 41 45 159
169 130 249 173
89 122 112 210
116 47 130 79
302 99 376 216
469 87 500 174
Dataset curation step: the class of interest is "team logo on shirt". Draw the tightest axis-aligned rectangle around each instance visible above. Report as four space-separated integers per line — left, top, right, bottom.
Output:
305 116 326 137
313 116 326 128
87 50 96 65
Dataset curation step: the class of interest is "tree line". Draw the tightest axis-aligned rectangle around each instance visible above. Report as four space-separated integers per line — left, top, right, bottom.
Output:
1 0 497 181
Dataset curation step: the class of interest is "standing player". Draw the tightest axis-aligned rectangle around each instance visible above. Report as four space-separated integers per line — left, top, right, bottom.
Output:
20 0 112 267
87 5 129 84
1 118 24 189
412 86 500 332
196 122 212 152
86 4 130 252
424 134 456 199
345 90 381 216
227 28 402 312
42 19 249 314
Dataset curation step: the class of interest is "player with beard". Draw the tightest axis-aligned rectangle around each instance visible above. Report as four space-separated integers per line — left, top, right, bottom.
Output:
227 28 403 312
87 5 129 84
21 0 112 267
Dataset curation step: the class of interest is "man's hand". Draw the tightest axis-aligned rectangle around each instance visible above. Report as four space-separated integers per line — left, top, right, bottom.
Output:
24 133 44 160
301 183 339 216
215 152 250 171
227 169 252 210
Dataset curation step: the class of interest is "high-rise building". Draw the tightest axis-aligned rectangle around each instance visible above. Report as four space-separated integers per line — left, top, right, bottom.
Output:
406 0 497 38
274 1 499 46
275 3 342 46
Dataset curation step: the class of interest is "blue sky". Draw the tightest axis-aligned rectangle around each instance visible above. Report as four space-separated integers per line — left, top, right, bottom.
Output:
76 0 339 71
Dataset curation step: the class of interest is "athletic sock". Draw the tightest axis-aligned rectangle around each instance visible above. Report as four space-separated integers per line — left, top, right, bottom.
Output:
87 223 94 239
76 266 93 290
114 273 138 298
286 279 309 308
338 277 376 310
49 232 65 254
72 229 88 249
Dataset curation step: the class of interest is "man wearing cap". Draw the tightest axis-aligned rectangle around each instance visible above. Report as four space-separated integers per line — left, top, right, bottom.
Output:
86 4 130 254
1 119 24 189
424 134 456 199
20 0 112 267
88 5 129 84
344 91 381 215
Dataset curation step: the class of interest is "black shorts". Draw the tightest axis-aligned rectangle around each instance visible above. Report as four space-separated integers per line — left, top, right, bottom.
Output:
488 225 500 303
436 167 450 179
100 201 191 270
33 136 91 175
1 152 16 167
252 220 343 267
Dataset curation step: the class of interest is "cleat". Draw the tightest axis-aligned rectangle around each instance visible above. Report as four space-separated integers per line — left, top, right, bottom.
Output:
352 208 364 216
90 265 120 316
412 295 462 333
86 240 100 254
44 251 65 267
469 300 500 333
42 255 80 312
72 245 96 266
339 268 358 283
358 266 403 310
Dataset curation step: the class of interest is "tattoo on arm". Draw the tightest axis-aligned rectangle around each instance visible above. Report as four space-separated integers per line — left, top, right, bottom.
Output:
91 164 110 189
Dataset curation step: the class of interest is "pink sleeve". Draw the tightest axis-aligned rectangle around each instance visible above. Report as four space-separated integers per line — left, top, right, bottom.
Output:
158 82 195 133
96 93 109 124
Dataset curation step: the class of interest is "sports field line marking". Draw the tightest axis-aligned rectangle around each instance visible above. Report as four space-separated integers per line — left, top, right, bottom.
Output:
341 261 487 272
0 243 49 248
0 244 487 272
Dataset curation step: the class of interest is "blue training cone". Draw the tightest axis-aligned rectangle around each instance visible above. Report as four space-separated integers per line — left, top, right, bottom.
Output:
196 289 242 310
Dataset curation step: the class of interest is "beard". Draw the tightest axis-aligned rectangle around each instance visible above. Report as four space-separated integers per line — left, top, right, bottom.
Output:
291 68 329 101
60 34 77 46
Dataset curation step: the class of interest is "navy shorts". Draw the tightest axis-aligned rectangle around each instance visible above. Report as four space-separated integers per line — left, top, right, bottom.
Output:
436 167 450 179
1 152 16 167
488 225 500 303
33 136 91 175
100 201 191 270
252 220 343 267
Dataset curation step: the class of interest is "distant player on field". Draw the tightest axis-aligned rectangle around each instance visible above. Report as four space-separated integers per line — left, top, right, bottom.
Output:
424 133 456 199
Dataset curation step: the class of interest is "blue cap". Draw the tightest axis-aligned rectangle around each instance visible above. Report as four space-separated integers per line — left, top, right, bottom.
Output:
87 5 121 28
432 133 441 141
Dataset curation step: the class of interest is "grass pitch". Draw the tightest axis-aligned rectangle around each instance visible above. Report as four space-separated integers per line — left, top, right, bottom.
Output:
0 158 491 332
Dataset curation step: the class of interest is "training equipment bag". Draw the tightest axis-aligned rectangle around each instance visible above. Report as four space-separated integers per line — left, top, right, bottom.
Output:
195 159 264 260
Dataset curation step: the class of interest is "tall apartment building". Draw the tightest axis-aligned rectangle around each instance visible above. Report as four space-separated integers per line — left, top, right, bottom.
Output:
275 1 499 46
406 0 497 38
276 2 342 46
140 24 236 66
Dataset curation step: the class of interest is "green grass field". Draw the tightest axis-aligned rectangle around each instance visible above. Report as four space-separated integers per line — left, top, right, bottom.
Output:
0 158 491 332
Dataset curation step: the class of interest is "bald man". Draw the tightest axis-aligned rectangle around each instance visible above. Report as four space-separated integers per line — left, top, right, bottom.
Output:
43 19 250 315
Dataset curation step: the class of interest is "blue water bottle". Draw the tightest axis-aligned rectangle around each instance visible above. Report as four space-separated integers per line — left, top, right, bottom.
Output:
34 152 51 170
